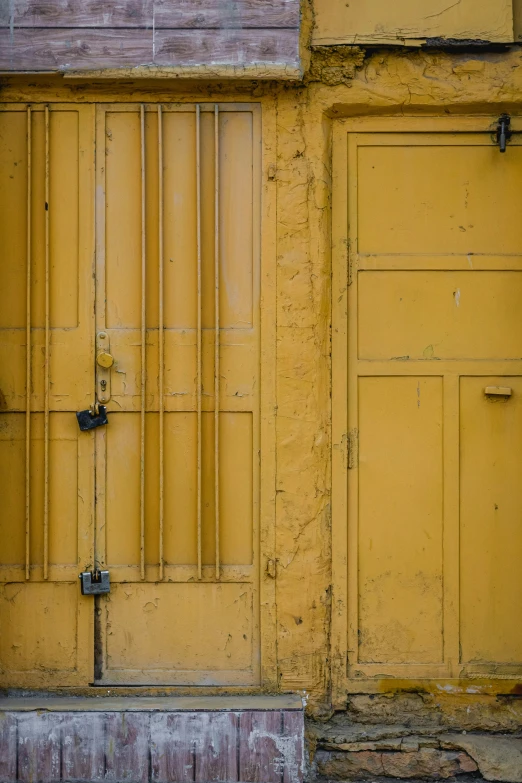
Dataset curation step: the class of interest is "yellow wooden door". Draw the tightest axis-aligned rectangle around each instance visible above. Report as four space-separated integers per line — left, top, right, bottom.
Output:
94 103 261 685
0 104 95 686
0 102 263 687
334 122 522 686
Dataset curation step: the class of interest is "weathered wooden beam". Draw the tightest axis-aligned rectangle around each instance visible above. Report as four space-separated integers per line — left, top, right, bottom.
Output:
0 27 299 71
0 0 299 29
155 28 298 65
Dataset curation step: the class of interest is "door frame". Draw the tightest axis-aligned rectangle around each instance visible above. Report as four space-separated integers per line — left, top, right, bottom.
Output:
331 115 522 707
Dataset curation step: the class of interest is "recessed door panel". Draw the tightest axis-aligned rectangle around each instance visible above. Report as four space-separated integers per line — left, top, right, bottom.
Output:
460 376 522 665
358 376 444 665
358 271 522 360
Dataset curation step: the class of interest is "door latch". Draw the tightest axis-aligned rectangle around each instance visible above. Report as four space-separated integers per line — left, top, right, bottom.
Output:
79 570 110 595
76 405 109 431
496 114 512 153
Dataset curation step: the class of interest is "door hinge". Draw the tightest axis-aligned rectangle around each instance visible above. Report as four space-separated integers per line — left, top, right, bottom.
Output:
348 429 358 469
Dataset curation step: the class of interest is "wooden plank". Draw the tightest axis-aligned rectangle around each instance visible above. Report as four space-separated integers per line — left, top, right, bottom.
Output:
155 0 299 28
17 712 62 783
0 713 17 783
0 28 299 70
154 28 298 66
61 712 105 783
194 712 238 783
239 711 283 783
150 713 195 783
283 711 304 783
0 0 299 29
0 29 153 70
105 712 149 783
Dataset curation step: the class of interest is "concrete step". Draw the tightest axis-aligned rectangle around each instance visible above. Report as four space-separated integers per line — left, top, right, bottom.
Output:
0 694 304 783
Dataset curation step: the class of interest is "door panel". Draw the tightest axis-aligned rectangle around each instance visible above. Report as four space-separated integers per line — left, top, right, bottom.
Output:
358 376 444 665
460 376 522 666
104 583 254 682
0 105 94 686
359 271 522 360
357 141 522 255
345 129 522 680
95 104 261 685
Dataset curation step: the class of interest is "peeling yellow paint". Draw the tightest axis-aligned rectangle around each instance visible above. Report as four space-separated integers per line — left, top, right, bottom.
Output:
313 0 515 46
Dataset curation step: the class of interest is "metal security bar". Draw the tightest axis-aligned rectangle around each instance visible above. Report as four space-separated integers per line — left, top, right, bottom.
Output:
196 105 203 580
214 105 220 580
43 106 50 581
140 104 146 581
158 105 165 581
25 106 31 581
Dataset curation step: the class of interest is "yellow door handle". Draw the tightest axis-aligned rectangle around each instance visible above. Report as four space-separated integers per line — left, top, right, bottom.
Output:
96 351 114 369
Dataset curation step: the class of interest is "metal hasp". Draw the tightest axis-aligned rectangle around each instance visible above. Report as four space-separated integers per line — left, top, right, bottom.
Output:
76 405 109 431
79 570 110 595
496 114 512 152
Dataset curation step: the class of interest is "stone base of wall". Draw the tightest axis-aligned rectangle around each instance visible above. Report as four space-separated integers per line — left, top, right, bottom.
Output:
0 695 304 783
307 695 522 783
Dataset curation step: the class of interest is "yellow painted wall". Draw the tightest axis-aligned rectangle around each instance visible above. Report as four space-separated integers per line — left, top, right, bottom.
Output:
3 40 522 712
313 0 514 45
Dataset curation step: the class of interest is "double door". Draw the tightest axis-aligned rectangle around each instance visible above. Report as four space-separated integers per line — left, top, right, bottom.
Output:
0 102 263 686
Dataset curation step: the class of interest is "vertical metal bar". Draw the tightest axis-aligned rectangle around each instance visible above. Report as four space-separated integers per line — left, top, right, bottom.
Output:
43 106 50 580
140 104 146 581
214 105 220 580
158 105 165 581
25 106 32 581
196 105 202 580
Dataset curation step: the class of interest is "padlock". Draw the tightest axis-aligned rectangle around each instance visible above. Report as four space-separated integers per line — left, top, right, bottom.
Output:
79 570 111 595
76 405 109 431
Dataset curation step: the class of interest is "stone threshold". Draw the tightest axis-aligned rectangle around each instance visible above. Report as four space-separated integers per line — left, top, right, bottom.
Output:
0 693 303 712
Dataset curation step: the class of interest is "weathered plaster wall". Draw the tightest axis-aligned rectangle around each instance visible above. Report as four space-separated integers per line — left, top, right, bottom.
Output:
312 0 515 45
272 44 522 714
272 43 522 778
